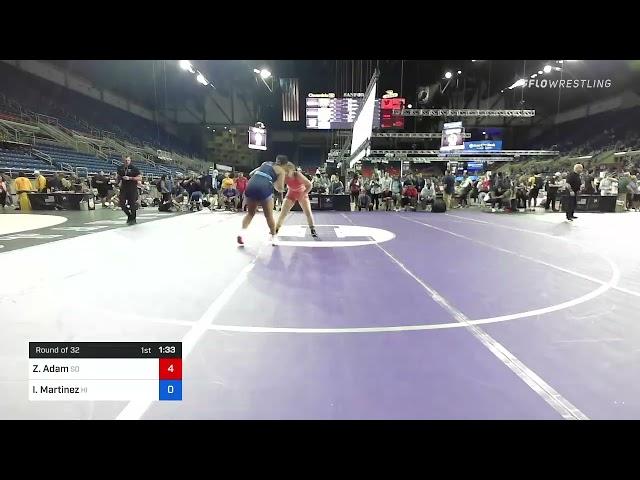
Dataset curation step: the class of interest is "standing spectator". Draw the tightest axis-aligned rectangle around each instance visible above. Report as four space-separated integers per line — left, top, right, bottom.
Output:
159 174 171 204
0 174 8 208
369 176 382 210
381 171 392 192
544 174 560 212
34 170 47 193
515 179 529 210
443 170 455 210
117 156 142 225
235 172 248 211
391 175 403 210
564 163 583 221
216 170 225 193
626 175 639 211
93 171 110 208
528 173 543 210
583 169 595 194
14 172 34 211
349 174 361 205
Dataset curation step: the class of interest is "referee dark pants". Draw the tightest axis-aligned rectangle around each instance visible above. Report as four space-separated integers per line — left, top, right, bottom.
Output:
564 193 576 220
120 186 139 222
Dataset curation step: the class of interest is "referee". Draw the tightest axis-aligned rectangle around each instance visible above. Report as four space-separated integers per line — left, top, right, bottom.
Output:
117 156 142 225
565 163 583 222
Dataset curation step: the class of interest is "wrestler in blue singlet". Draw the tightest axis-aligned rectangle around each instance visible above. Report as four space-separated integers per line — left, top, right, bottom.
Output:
245 162 277 202
237 156 291 246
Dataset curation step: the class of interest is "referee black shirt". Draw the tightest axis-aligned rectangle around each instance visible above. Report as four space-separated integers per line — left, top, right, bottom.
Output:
566 172 581 194
117 163 141 191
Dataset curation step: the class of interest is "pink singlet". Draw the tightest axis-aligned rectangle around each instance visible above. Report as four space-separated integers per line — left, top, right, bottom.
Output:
285 173 307 202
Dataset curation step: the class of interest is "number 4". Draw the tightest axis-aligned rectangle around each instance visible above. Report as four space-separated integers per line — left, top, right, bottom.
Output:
168 364 174 373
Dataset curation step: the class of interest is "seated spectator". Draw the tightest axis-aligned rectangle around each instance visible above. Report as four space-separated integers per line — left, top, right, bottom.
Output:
419 181 436 209
457 174 473 208
221 172 234 191
329 175 344 194
60 175 72 191
515 181 529 209
357 189 372 211
401 183 418 211
222 187 239 211
381 187 394 211
487 185 513 212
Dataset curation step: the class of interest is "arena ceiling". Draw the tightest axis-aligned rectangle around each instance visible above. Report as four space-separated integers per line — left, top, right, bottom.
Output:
47 60 640 123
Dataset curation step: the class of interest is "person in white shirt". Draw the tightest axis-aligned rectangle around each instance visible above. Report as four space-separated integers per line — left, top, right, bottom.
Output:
369 176 382 210
381 171 393 192
420 180 436 210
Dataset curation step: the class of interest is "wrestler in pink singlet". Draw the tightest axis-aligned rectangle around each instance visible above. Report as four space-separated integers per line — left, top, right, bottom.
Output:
285 172 307 203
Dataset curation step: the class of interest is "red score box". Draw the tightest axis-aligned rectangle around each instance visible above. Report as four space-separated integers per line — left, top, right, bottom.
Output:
159 358 182 380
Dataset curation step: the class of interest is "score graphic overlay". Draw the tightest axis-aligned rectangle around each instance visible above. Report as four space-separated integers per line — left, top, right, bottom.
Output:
29 342 182 402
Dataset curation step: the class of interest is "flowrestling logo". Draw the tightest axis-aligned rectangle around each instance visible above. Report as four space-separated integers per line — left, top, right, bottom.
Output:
526 79 612 89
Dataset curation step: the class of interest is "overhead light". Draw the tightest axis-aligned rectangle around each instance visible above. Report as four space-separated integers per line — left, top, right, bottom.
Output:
196 73 209 85
253 68 261 74
407 104 412 108
260 69 271 79
206 126 210 129
531 74 537 78
554 66 562 71
614 152 627 156
543 65 552 73
471 60 477 62
179 60 194 73
482 131 486 135
508 78 526 89
444 71 452 79
558 60 564 64
457 70 462 74
500 89 504 93
538 70 543 74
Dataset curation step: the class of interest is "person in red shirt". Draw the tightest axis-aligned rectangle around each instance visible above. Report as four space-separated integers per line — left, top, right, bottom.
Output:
401 183 418 211
235 171 248 211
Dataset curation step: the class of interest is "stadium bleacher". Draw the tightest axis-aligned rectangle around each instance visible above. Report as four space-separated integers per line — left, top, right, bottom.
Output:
0 146 52 173
0 63 198 159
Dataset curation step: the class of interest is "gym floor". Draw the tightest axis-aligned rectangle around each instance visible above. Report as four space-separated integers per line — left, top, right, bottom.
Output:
2 207 639 419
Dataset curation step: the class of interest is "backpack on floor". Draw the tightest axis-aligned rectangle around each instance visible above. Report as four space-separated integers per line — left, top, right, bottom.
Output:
431 198 447 213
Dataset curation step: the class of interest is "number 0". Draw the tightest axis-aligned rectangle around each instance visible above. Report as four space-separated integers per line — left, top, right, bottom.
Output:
168 364 174 372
